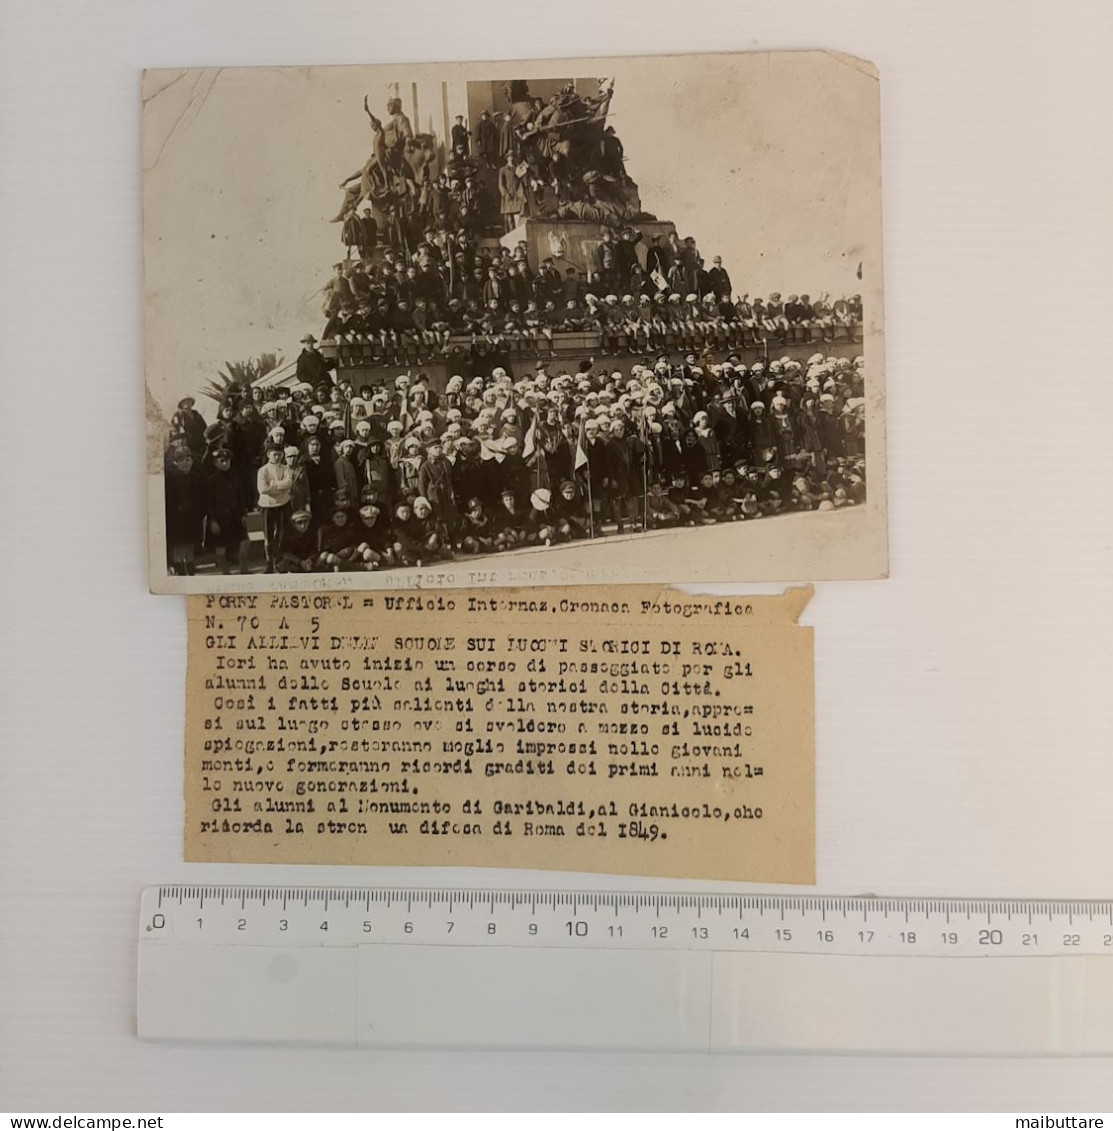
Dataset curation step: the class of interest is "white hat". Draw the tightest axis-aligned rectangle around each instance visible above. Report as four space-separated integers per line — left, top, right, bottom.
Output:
530 488 551 511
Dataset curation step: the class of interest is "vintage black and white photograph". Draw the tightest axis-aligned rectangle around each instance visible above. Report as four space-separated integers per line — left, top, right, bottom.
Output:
144 51 887 593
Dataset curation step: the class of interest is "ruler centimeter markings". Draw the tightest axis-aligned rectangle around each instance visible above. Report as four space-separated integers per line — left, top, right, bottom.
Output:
139 887 1113 958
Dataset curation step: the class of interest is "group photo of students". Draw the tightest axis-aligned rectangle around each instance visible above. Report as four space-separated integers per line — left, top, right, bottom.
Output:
160 81 868 578
162 346 866 576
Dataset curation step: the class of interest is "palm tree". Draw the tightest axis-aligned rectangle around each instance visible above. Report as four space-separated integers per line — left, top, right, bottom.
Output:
200 351 284 404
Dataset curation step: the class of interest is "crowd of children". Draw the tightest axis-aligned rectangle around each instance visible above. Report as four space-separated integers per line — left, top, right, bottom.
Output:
163 350 867 576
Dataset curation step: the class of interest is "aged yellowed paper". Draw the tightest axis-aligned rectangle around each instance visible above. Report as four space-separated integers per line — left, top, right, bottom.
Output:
185 586 814 881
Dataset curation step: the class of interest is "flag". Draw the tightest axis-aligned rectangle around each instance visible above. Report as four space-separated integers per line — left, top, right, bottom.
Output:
574 415 588 471
651 269 668 293
522 412 537 460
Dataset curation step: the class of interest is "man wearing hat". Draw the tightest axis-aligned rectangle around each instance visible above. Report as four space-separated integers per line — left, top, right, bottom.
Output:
164 444 205 575
295 334 335 388
475 109 498 168
707 255 732 301
203 448 250 575
170 397 207 462
450 114 470 156
614 228 643 293
679 236 702 296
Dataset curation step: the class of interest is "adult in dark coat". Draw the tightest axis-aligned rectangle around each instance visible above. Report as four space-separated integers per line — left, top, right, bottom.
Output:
450 116 470 155
482 270 509 312
416 441 460 530
301 436 335 521
795 399 827 477
659 419 690 483
605 420 644 532
614 230 642 293
581 426 610 526
357 209 378 257
498 155 527 229
475 111 499 168
333 441 360 502
203 448 249 573
360 438 395 508
170 397 207 461
232 404 266 506
817 401 846 460
689 416 722 475
591 229 617 278
496 442 531 506
747 403 779 466
451 443 486 510
276 511 320 573
295 335 335 387
164 446 205 574
528 411 572 490
645 236 672 287
710 397 745 466
706 257 732 299
770 400 797 462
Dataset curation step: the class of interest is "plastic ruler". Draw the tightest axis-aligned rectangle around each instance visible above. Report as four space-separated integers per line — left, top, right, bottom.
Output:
137 886 1113 1053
